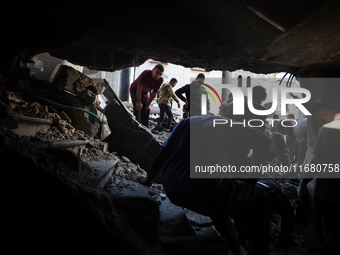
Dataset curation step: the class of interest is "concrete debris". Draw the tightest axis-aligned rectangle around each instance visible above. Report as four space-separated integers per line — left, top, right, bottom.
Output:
152 131 171 143
52 65 105 104
8 88 167 204
3 64 230 254
8 64 162 184
101 78 162 182
81 147 116 161
3 64 317 255
9 65 112 139
7 75 110 140
8 91 63 121
36 127 84 141
8 90 79 138
12 115 53 137
1 129 164 254
184 210 213 228
75 133 167 204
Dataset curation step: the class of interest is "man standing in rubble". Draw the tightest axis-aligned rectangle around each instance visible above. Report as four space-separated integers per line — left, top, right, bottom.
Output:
152 78 180 133
129 64 164 128
175 73 207 117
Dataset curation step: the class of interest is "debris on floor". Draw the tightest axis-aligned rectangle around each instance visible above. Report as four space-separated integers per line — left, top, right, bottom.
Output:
1 63 318 255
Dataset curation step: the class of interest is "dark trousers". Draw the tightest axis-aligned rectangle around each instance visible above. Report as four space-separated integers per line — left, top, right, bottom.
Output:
315 197 340 254
156 103 173 130
130 91 150 127
166 180 269 255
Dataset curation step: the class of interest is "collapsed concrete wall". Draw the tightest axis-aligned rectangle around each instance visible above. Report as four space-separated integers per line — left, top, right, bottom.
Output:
52 65 105 104
50 65 162 181
8 63 162 182
1 63 165 253
101 79 162 183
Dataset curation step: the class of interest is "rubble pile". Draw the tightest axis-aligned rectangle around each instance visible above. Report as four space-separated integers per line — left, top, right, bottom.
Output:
8 91 48 117
36 127 84 142
8 91 77 137
7 62 163 188
52 65 106 105
80 141 167 205
1 129 163 254
5 62 167 204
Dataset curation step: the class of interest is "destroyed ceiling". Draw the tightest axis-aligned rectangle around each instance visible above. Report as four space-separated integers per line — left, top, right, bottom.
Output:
3 0 340 76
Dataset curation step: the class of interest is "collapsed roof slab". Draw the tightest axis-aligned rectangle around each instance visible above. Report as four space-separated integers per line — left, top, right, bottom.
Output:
101 80 162 183
3 0 340 76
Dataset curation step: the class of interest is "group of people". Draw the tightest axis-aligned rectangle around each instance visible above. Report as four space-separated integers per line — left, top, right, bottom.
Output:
129 63 208 133
129 65 340 254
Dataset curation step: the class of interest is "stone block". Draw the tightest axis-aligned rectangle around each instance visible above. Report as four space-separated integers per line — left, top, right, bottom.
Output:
52 65 105 103
102 79 162 182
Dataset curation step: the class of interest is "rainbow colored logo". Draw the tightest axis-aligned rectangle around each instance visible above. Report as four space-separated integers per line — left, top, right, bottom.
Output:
200 83 222 106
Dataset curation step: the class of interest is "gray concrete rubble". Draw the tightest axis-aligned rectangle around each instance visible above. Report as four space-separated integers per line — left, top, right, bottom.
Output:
2 63 309 255
51 65 105 104
101 77 162 182
8 65 163 175
3 64 228 254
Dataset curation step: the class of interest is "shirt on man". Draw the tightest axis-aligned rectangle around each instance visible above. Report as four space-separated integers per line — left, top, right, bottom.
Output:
130 70 163 98
158 83 180 106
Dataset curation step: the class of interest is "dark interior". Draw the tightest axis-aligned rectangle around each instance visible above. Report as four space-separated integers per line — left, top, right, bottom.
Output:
2 1 340 254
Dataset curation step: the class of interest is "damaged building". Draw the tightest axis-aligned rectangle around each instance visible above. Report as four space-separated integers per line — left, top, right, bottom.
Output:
1 0 340 254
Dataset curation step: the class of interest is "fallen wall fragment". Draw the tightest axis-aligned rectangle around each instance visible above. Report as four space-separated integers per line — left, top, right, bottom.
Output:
51 65 105 104
102 79 162 183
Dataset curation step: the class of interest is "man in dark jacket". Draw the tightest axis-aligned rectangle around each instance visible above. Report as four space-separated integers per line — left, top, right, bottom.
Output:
175 73 207 117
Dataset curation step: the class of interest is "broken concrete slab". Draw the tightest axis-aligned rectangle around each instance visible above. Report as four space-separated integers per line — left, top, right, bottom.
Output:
110 181 150 197
85 159 119 188
1 130 165 254
158 197 196 238
184 209 213 228
51 65 105 104
51 139 89 154
102 79 162 183
104 177 197 242
12 114 53 137
8 78 103 140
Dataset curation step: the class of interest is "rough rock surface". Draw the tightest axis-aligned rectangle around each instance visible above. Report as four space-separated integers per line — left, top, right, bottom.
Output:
52 65 105 103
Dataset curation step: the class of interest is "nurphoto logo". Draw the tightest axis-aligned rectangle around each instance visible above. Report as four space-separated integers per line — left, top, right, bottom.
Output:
200 83 311 128
202 84 311 116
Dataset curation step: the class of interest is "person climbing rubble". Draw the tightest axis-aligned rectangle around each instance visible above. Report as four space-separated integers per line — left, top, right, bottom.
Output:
140 114 272 255
129 64 164 128
175 73 208 117
152 78 180 133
